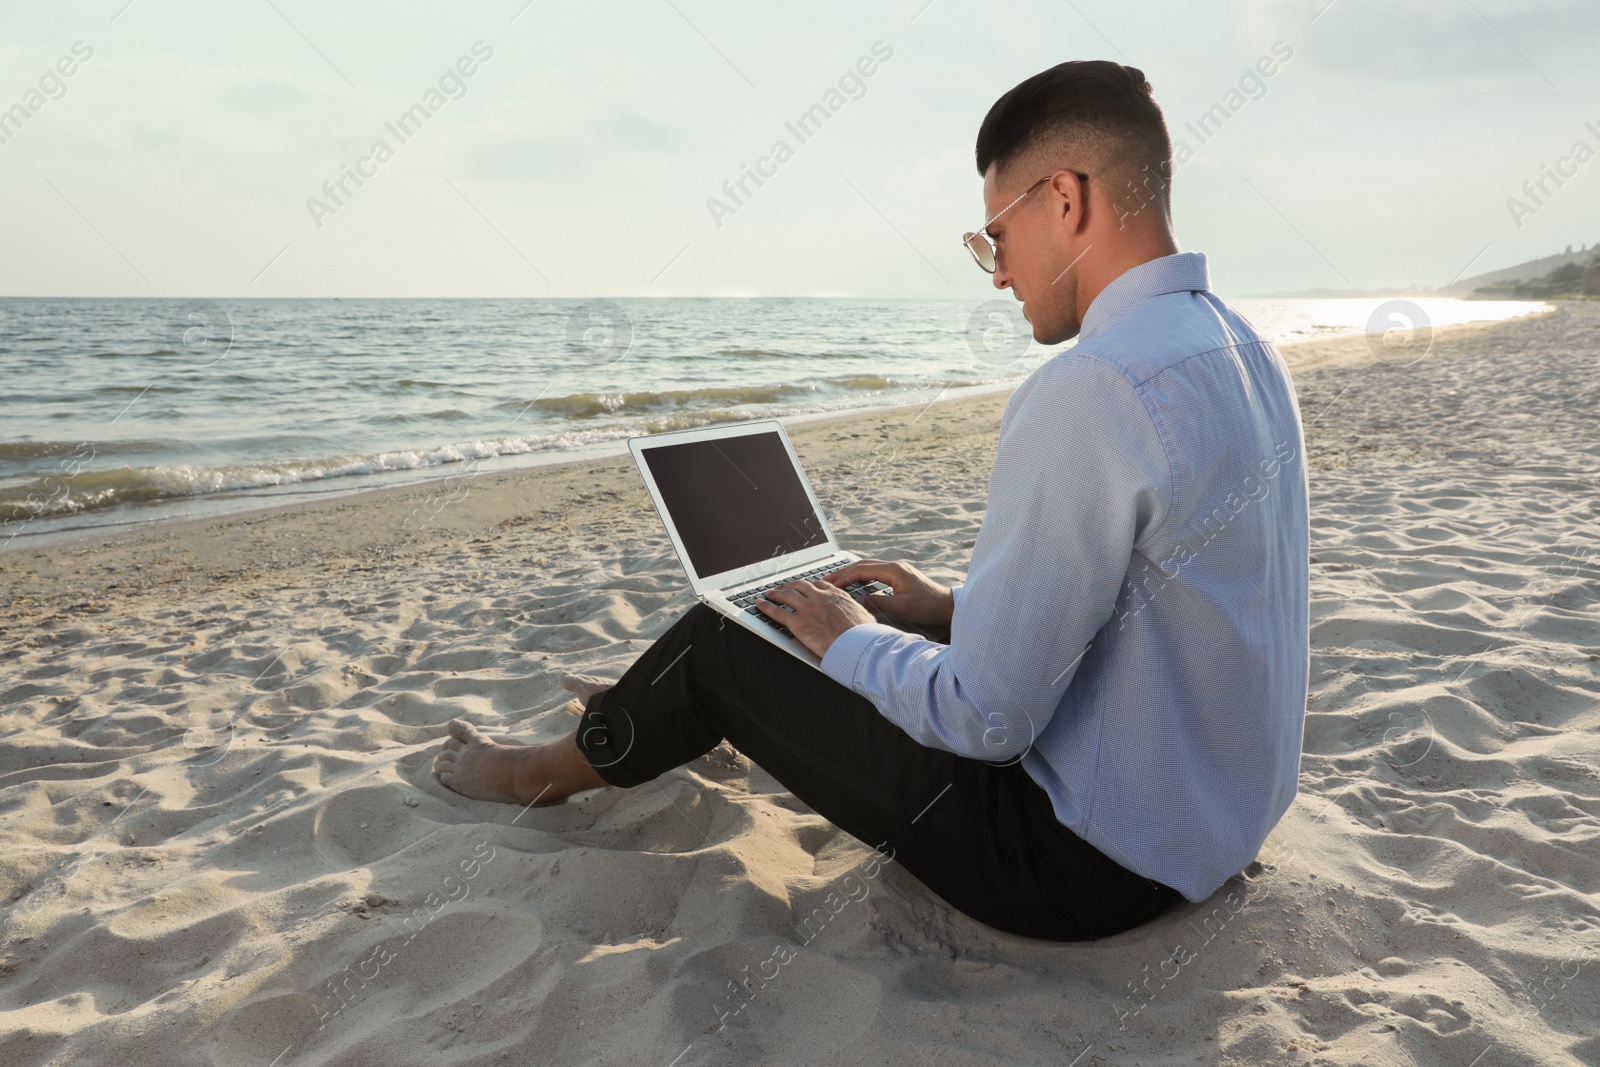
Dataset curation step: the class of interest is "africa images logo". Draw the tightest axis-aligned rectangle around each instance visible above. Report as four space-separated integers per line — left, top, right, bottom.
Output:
705 41 894 228
305 41 495 229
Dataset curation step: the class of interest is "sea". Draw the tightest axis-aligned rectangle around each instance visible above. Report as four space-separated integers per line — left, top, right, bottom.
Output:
0 295 1551 548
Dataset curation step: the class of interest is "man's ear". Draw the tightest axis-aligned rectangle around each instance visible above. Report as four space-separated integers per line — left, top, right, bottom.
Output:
1050 170 1088 233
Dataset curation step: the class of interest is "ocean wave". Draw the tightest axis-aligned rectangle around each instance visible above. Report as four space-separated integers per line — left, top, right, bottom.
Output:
0 428 638 524
0 440 103 462
711 347 863 359
362 409 477 425
500 375 922 419
0 376 1017 524
507 383 817 417
635 410 776 433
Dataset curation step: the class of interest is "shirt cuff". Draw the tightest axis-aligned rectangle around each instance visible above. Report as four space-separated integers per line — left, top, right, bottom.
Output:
819 622 906 691
949 583 963 612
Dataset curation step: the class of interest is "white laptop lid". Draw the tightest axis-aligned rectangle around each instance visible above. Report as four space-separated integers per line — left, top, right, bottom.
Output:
628 418 842 598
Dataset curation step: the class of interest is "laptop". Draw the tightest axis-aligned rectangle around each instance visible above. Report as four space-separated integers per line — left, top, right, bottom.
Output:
628 418 892 669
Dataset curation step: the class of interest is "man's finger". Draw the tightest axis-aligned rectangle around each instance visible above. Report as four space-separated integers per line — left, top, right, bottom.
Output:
830 559 894 586
825 563 889 588
822 565 855 585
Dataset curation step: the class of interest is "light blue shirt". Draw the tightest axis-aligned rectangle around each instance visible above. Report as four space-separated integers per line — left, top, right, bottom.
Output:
820 251 1310 903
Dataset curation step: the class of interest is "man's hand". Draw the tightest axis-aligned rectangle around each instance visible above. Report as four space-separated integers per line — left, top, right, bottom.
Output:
756 579 876 660
821 558 954 626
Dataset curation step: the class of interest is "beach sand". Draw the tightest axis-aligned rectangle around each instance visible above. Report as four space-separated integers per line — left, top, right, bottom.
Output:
1 303 1596 1066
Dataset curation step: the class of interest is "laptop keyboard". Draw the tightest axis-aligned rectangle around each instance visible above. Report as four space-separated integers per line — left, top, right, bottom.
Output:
727 565 892 638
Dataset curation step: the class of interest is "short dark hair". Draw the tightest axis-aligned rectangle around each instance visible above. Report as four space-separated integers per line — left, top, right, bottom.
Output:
976 60 1172 219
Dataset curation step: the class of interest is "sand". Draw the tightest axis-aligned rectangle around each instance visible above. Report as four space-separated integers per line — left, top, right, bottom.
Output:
1 303 1596 1066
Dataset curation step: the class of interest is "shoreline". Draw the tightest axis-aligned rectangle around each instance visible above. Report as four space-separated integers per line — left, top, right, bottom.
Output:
0 377 1025 556
0 304 1554 559
0 305 1561 630
0 303 1553 558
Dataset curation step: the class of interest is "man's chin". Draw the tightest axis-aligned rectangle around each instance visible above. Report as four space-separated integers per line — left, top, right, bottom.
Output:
1029 315 1078 346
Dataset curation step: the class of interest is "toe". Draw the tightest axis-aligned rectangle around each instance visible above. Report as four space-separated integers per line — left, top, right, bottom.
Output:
447 718 480 743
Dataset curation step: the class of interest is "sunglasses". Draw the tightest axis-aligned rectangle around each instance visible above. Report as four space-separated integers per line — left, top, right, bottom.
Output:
962 170 1089 273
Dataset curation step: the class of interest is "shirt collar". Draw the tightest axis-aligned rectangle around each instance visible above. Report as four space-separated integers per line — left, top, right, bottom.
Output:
1078 251 1211 341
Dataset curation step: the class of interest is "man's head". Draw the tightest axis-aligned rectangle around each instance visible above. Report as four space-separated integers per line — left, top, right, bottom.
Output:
973 61 1176 344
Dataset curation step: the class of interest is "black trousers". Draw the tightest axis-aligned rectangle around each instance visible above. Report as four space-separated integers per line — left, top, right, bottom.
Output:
575 602 1180 941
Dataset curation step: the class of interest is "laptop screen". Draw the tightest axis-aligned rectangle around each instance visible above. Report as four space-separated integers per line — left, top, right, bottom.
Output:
640 429 828 580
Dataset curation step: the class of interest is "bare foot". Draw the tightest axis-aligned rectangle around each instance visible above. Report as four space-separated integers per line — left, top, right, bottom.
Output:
560 673 615 710
431 719 608 807
432 720 558 806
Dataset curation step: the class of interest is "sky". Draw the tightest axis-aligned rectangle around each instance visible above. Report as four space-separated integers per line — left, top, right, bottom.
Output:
0 0 1597 299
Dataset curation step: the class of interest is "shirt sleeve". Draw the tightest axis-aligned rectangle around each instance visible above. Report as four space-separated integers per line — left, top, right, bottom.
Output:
818 356 1171 760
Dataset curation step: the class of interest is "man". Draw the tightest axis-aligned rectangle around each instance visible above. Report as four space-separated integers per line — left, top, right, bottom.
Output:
433 60 1310 942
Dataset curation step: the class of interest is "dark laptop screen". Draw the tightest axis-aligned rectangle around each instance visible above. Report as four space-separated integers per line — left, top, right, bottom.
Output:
641 429 827 580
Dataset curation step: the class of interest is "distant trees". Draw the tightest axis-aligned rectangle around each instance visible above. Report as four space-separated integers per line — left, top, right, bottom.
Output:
1473 249 1600 299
